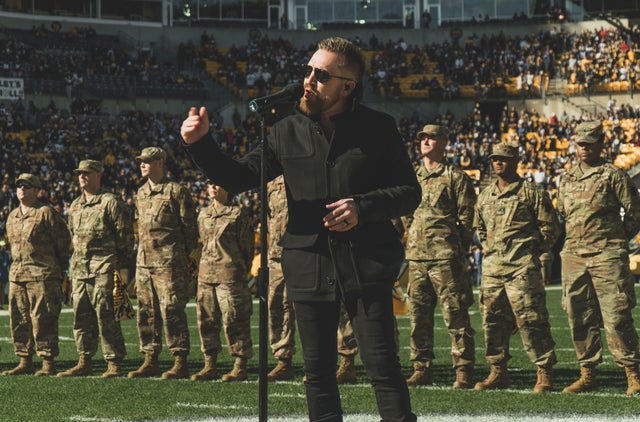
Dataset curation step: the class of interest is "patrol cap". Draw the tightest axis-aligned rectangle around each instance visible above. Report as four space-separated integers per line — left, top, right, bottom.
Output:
15 173 41 188
489 143 519 159
417 124 449 141
575 120 603 144
136 147 167 163
74 159 103 173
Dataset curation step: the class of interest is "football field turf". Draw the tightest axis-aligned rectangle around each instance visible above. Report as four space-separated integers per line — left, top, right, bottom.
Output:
0 285 639 421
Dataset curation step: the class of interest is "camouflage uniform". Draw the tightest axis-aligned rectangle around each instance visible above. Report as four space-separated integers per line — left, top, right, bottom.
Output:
267 176 296 360
474 176 559 368
405 161 476 371
68 184 134 364
558 122 640 370
6 175 70 360
135 176 198 357
196 199 254 360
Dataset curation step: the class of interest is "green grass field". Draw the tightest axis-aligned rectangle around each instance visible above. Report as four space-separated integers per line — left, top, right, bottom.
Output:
0 285 639 421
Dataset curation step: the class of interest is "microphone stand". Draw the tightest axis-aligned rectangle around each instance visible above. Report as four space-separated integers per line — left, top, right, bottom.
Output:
255 111 269 422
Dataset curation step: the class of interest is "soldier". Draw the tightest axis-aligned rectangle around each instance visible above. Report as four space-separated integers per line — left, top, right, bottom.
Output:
473 142 559 393
4 173 70 376
128 147 198 380
405 124 477 388
266 175 296 381
558 120 640 395
191 181 254 382
58 160 134 378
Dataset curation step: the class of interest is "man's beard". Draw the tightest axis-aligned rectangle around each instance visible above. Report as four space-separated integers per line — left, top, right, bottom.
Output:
299 95 322 116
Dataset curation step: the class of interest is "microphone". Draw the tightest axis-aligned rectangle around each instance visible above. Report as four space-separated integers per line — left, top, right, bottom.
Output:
248 83 304 113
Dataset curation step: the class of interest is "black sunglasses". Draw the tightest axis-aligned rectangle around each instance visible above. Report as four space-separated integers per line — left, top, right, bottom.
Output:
302 64 354 84
16 182 33 189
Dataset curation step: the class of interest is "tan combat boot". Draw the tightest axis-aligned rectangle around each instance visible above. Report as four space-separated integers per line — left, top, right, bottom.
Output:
57 355 92 377
533 365 553 393
335 355 356 384
191 354 218 381
474 363 510 390
267 358 294 382
222 357 248 382
562 365 597 393
35 357 56 377
406 361 432 387
162 355 189 379
453 366 473 389
625 365 640 396
102 360 123 378
127 353 161 378
3 356 34 376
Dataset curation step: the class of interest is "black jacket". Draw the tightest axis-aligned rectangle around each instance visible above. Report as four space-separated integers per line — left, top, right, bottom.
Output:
185 104 421 301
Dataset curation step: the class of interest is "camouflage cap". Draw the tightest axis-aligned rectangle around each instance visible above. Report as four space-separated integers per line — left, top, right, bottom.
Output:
575 120 603 144
417 124 449 141
136 147 167 163
489 143 519 159
15 173 41 188
74 159 103 173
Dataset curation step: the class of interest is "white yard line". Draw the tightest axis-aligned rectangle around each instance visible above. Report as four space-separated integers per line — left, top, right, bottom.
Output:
68 414 640 422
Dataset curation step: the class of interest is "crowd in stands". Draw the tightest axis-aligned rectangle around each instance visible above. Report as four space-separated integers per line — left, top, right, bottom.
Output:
4 21 640 104
195 26 640 101
559 26 640 95
0 23 206 99
198 30 312 98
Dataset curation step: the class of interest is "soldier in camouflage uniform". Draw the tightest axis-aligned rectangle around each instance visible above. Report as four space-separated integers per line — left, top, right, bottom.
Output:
474 142 559 393
4 173 70 376
558 120 640 395
405 124 477 388
58 160 134 378
266 175 297 381
191 181 254 382
128 147 199 380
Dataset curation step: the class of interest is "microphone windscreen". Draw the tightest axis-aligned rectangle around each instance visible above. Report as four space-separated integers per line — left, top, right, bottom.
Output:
284 83 304 98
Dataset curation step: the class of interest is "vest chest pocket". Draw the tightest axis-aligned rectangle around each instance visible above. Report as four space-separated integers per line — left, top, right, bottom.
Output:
428 183 449 208
76 208 106 234
563 180 599 209
26 219 44 242
155 199 174 226
589 179 616 208
481 200 504 231
505 197 532 226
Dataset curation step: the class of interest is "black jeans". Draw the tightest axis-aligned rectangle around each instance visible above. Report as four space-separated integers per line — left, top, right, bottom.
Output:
295 283 416 422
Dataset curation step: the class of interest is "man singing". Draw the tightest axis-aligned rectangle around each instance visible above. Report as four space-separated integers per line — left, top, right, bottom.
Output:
181 37 419 422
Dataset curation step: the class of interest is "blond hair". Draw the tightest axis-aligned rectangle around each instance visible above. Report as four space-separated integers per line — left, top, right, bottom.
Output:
317 37 364 82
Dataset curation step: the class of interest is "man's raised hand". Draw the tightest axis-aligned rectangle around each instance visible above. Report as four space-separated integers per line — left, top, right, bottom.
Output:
181 106 210 144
